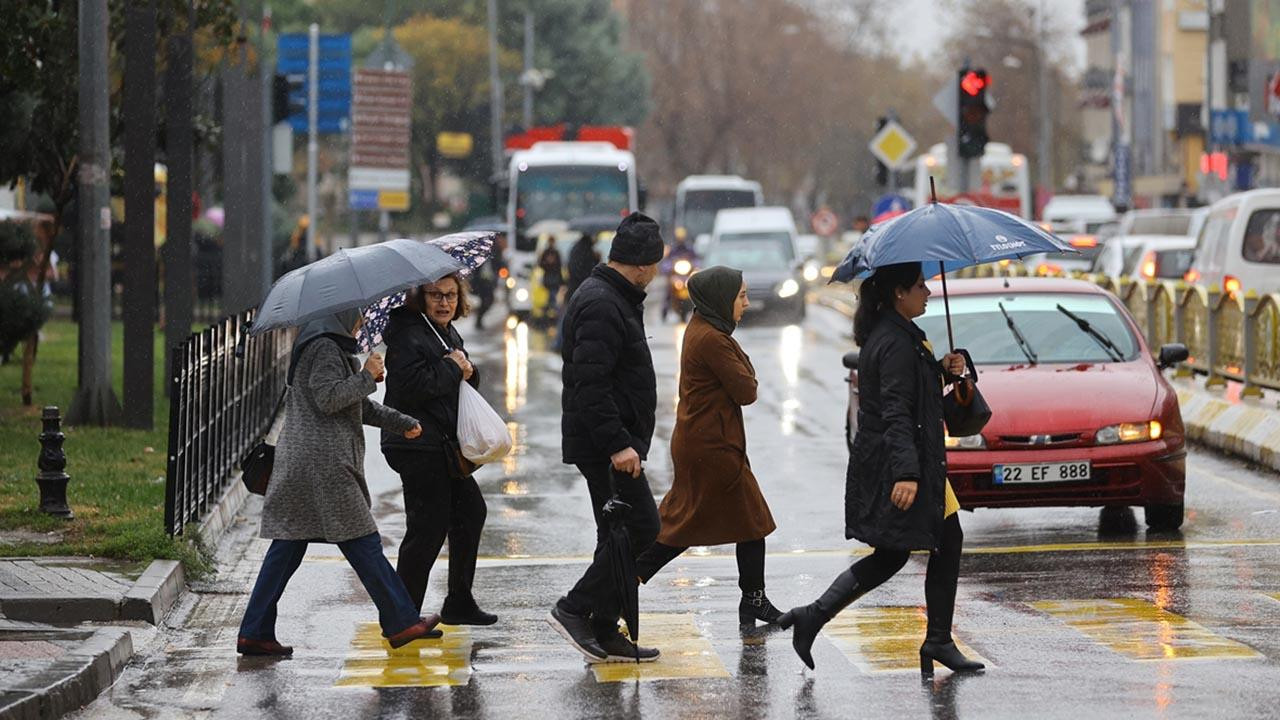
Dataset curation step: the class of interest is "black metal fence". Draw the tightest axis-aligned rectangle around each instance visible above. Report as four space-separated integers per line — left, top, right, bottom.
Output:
164 310 291 536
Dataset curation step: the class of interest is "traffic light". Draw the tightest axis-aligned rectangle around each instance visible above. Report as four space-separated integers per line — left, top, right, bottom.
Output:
272 73 306 125
956 68 990 159
874 116 889 186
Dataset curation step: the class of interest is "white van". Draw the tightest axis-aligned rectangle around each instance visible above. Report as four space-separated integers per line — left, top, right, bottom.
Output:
1189 189 1280 295
1041 194 1118 233
707 207 806 321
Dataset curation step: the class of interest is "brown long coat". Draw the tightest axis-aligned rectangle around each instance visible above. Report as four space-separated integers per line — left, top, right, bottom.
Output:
656 314 776 547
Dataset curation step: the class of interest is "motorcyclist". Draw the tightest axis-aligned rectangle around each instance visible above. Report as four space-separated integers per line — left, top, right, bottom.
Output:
661 230 700 322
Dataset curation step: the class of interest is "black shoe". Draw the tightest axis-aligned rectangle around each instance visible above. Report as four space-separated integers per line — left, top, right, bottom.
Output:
919 638 985 676
739 590 783 626
547 605 608 662
596 632 660 663
777 568 862 670
440 597 498 626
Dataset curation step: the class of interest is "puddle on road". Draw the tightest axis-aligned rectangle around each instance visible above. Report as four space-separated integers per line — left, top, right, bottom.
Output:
335 623 473 688
591 613 730 683
823 606 987 673
1031 598 1262 662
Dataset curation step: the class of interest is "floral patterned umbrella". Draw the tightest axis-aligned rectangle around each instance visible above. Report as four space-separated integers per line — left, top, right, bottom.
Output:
357 231 498 350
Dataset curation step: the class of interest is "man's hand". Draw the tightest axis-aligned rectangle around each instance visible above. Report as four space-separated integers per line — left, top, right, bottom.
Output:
364 352 385 382
404 424 422 439
610 447 642 478
891 480 918 511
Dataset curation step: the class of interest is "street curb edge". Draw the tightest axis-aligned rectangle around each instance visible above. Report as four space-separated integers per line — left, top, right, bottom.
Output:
0 627 132 720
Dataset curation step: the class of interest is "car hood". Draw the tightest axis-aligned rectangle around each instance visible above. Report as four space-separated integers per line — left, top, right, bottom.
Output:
972 360 1160 435
741 268 793 286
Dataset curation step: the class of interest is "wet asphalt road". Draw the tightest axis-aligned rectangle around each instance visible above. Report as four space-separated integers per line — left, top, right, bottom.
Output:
75 296 1280 719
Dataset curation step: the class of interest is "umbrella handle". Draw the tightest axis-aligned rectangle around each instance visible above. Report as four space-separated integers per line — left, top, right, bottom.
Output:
938 260 955 351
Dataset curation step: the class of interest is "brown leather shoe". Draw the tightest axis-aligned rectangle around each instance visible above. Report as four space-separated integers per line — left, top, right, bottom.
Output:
387 614 443 649
236 637 294 656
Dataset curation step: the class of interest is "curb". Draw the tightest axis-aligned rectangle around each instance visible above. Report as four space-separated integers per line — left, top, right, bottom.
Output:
198 473 250 544
0 628 132 720
0 559 184 626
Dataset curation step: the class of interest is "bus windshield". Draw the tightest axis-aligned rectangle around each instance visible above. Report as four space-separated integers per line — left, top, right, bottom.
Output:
515 165 629 232
678 190 757 238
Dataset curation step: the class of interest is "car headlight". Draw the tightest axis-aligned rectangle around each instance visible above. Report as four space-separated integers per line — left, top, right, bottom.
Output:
803 262 820 283
1095 420 1162 445
945 433 986 450
673 259 693 276
777 278 800 298
506 277 517 289
515 288 530 303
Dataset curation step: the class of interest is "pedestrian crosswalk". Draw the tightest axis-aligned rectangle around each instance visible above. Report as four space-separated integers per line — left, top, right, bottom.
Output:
1030 599 1262 662
590 613 730 683
823 607 988 673
335 623 473 688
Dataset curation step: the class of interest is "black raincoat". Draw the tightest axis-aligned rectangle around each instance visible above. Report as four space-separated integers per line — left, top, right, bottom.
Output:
844 311 947 551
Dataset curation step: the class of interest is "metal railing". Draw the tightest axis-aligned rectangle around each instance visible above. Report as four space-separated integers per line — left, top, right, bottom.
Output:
951 263 1280 395
164 310 291 536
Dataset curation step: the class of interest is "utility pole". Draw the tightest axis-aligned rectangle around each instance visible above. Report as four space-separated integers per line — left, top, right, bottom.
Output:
306 23 319 261
69 0 121 425
164 1 195 394
522 10 534 128
1036 0 1052 201
260 5 274 287
486 0 504 180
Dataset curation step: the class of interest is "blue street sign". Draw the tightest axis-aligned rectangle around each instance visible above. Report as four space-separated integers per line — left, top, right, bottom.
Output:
277 33 352 134
1210 108 1249 146
349 189 379 211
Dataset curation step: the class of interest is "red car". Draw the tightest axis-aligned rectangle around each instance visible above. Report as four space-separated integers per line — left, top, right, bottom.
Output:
843 277 1189 530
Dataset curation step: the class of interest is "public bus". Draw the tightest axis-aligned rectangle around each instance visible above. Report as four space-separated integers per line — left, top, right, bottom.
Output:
913 142 1031 219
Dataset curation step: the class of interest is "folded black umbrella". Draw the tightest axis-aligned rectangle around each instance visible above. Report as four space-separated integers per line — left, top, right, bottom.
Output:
601 495 640 662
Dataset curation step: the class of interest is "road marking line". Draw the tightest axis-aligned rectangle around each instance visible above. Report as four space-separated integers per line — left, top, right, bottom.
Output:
591 613 729 683
823 606 987 673
1189 463 1280 505
1030 598 1262 662
334 623 472 688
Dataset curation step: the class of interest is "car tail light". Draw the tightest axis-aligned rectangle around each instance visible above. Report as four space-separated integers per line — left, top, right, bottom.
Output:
1069 235 1098 248
1096 420 1162 445
1184 268 1200 283
1036 263 1062 277
1140 251 1157 280
1224 275 1241 297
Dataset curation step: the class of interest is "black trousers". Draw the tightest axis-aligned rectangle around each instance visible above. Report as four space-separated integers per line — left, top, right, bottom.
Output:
849 513 964 635
635 539 766 593
559 462 661 637
385 449 488 613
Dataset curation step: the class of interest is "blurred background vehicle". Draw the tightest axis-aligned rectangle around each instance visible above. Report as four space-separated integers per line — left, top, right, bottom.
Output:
1186 188 1280 295
673 175 762 252
706 206 806 323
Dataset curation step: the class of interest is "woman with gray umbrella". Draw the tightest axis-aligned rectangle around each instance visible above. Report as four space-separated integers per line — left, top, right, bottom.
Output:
237 309 440 655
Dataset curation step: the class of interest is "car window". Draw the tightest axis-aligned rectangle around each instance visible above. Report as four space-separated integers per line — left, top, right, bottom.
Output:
1154 249 1195 278
1128 214 1192 235
1242 209 1280 264
709 232 794 268
917 293 1139 365
1121 246 1146 275
1196 206 1235 271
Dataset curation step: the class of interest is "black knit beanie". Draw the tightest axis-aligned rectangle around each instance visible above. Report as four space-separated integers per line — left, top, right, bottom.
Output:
608 212 665 266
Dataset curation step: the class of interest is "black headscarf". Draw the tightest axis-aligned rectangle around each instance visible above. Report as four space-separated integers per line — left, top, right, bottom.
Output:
688 265 744 335
288 307 362 383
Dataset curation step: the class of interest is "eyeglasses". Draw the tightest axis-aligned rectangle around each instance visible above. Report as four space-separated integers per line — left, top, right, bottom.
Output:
426 291 459 304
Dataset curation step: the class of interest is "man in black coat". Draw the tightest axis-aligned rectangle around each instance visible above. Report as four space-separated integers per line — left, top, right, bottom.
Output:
548 212 664 663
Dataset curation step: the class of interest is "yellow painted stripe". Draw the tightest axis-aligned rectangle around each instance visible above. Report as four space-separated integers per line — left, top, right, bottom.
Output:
591 613 729 683
1031 599 1261 662
823 607 987 673
335 623 472 688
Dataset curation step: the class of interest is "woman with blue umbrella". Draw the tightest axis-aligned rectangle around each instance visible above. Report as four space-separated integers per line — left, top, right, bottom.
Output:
780 186 1073 674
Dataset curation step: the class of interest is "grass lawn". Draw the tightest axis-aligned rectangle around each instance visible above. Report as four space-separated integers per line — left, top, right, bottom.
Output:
0 319 211 575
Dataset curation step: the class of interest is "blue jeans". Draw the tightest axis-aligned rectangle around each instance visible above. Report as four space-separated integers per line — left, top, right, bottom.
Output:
239 532 420 640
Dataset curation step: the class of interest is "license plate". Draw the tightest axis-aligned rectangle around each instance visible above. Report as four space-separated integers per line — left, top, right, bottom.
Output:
993 460 1091 485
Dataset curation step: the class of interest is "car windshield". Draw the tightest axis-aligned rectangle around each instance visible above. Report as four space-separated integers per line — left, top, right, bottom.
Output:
1128 214 1192 235
707 233 794 269
515 165 629 230
916 293 1139 365
679 190 757 238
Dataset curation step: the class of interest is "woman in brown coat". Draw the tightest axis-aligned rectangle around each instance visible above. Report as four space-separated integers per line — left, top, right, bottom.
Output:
635 265 781 626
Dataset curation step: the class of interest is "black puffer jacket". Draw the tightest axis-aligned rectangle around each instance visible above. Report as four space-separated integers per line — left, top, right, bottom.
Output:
844 311 947 551
561 265 657 464
380 306 480 453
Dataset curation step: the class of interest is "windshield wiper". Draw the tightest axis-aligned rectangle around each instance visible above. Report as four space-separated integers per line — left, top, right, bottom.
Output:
998 302 1038 365
1055 304 1124 362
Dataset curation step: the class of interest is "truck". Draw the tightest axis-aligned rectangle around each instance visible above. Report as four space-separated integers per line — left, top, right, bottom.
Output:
503 126 639 318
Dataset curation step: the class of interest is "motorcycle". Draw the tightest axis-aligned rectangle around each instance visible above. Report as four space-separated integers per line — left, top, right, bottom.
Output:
663 256 695 322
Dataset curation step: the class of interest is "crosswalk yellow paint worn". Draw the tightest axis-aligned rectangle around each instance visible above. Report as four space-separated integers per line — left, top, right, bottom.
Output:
591 613 730 683
823 607 986 673
335 623 473 688
1031 599 1262 662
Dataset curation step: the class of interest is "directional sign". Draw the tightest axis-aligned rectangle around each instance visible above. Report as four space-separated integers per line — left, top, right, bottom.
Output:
278 33 352 134
348 69 412 212
933 80 958 127
811 207 839 236
868 119 917 170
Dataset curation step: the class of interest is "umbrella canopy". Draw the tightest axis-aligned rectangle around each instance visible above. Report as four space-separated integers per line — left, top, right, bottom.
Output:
356 231 498 350
602 496 641 658
831 202 1074 283
250 238 464 334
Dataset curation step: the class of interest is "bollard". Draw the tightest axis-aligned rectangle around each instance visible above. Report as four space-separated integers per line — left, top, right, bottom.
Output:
1242 291 1264 399
36 406 73 518
1205 287 1226 389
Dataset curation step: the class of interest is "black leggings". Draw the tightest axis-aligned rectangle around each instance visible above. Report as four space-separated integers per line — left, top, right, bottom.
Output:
635 538 767 593
851 513 963 627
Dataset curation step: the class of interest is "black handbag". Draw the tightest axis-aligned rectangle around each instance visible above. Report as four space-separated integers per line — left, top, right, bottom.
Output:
239 388 288 496
939 348 991 437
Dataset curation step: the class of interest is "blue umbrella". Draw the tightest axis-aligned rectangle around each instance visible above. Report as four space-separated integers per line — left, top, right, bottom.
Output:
832 178 1077 348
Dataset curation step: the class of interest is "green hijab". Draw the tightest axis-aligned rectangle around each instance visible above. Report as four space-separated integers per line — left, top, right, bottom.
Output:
689 265 743 335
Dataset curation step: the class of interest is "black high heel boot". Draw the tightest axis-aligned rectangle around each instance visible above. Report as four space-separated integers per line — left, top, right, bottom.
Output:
777 568 862 670
738 590 783 625
919 636 984 675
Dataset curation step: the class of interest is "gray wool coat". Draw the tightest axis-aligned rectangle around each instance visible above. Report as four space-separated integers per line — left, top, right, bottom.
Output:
261 336 418 542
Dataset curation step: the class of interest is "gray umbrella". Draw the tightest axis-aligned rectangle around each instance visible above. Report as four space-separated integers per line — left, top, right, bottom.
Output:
249 238 464 334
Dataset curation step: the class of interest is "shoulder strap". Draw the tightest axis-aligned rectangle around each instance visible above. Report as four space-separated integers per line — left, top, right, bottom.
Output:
421 313 453 352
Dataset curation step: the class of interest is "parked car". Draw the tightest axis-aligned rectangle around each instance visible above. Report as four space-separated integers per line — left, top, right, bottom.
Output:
1115 208 1199 237
843 277 1189 530
706 207 806 322
1091 234 1195 281
1187 188 1280 295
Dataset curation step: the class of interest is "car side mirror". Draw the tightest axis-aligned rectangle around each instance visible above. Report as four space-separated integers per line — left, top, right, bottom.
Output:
842 350 860 370
1157 343 1189 369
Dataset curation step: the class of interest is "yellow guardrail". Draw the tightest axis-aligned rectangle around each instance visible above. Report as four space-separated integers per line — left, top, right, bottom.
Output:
949 263 1280 394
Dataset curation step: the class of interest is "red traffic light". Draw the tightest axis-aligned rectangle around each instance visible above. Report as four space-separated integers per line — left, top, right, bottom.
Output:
961 70 989 96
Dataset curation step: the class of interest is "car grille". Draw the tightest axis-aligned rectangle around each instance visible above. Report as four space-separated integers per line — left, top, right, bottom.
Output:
996 433 1085 447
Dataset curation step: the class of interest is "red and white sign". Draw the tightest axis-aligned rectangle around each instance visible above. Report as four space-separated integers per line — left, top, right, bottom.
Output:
1268 70 1280 118
811 208 839 236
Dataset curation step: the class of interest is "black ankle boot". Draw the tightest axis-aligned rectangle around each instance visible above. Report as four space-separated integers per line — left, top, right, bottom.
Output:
919 635 984 675
777 569 862 670
440 596 498 626
738 590 783 625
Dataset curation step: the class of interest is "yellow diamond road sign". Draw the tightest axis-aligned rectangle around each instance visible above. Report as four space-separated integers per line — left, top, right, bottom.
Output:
869 120 917 170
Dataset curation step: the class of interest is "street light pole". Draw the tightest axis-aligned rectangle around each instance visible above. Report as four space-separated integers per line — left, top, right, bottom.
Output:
486 0 504 180
1036 0 1053 201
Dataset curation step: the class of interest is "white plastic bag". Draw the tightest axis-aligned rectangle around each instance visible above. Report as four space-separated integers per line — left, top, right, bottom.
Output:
457 381 512 464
